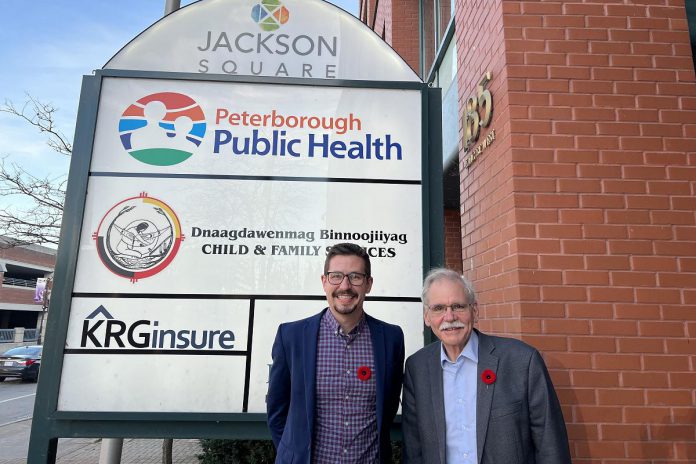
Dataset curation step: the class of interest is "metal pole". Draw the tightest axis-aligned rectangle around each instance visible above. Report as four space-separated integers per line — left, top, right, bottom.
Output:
37 277 51 345
99 439 124 464
100 3 181 460
165 0 181 15
419 0 424 78
162 2 178 460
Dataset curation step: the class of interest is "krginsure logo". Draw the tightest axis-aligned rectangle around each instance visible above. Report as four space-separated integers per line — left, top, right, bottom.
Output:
80 306 236 350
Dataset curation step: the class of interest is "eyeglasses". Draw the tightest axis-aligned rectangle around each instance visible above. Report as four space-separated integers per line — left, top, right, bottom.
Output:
426 303 472 314
325 271 368 286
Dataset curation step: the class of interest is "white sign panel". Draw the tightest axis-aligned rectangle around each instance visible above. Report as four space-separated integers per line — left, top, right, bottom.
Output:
247 300 424 413
59 298 250 412
58 296 425 413
58 72 426 413
105 0 420 82
72 176 422 295
90 77 422 180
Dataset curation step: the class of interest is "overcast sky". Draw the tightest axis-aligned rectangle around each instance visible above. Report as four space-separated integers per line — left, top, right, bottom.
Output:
0 0 359 182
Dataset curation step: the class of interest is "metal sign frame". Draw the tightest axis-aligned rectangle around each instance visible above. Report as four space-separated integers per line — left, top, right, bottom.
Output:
28 69 442 463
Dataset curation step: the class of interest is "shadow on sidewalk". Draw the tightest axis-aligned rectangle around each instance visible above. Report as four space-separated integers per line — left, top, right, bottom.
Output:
0 419 202 464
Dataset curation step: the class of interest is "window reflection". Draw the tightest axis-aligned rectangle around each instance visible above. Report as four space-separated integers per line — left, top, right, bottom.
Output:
423 0 455 79
423 0 436 78
439 0 452 44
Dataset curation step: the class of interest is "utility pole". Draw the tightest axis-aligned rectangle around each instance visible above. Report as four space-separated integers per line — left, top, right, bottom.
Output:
165 0 181 15
37 277 51 345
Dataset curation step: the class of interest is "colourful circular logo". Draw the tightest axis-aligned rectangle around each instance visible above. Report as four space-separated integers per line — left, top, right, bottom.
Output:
93 194 183 282
251 0 289 31
119 92 206 166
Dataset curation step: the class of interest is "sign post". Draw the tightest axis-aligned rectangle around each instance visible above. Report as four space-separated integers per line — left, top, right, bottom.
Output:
29 1 442 462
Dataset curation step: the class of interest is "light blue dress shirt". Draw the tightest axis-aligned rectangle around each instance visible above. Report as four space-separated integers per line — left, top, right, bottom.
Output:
440 331 479 464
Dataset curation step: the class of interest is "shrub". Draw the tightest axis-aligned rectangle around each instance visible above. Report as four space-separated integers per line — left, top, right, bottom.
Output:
198 439 403 463
198 439 276 464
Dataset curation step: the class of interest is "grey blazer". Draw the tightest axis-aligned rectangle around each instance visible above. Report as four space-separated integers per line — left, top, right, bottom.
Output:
402 330 571 464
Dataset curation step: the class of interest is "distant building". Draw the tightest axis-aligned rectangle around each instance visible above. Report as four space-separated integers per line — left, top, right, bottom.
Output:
0 238 56 333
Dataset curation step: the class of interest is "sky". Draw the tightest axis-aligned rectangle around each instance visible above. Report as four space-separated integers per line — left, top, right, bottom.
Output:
0 0 359 182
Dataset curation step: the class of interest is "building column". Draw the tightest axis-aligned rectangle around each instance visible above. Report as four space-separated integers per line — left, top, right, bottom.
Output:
457 1 696 462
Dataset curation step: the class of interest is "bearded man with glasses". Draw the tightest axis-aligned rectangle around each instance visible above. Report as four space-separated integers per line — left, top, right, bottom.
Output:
402 268 571 464
267 242 405 464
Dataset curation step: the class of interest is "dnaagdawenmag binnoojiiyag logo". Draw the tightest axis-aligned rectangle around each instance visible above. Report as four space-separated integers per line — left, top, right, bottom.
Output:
119 92 206 166
93 193 183 282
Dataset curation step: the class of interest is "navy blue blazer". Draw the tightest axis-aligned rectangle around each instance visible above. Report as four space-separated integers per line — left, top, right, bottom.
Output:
267 308 405 464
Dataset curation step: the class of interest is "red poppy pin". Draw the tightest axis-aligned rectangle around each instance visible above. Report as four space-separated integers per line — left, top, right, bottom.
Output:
357 366 372 381
482 369 496 385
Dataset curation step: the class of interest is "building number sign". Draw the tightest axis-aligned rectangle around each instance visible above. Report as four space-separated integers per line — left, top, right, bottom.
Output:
463 72 495 168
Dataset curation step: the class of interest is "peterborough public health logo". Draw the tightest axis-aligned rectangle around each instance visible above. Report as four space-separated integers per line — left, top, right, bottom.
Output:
251 0 289 31
93 193 184 282
119 92 206 166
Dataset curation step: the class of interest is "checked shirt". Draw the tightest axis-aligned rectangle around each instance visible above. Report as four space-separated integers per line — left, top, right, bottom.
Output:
313 310 378 463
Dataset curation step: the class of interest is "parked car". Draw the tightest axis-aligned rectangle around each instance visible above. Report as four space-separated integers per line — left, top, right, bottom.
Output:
0 345 42 382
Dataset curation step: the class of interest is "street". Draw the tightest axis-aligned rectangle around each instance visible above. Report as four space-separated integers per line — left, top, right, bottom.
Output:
0 379 38 463
0 379 37 427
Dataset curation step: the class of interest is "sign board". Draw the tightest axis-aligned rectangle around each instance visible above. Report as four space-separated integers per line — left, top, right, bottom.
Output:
105 0 419 81
30 0 442 461
59 76 425 414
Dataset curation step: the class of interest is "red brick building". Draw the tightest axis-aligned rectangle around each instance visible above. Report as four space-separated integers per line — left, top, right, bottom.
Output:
0 239 56 340
362 1 696 462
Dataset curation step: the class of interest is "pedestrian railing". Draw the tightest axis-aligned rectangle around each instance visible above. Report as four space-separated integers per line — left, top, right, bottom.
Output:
23 328 39 342
0 329 15 343
2 277 38 288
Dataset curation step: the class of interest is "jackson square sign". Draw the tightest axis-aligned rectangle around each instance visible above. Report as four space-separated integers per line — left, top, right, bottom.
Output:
28 1 443 462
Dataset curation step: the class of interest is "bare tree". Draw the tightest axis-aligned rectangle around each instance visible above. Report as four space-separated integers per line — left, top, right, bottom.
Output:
0 95 71 247
3 95 181 463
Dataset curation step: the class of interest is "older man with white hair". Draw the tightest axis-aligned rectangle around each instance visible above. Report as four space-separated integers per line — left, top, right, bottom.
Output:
402 268 571 464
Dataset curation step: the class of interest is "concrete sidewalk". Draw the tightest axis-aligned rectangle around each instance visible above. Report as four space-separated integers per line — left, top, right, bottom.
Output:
0 419 202 464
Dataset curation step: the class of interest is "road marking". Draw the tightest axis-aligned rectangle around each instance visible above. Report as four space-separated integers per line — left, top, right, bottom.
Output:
0 393 36 404
0 416 32 427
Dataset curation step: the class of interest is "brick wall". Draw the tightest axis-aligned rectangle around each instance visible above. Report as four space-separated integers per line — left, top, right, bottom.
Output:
0 287 42 306
0 245 55 307
371 0 421 74
364 0 696 462
456 0 696 462
456 0 517 335
444 207 464 272
0 246 56 269
499 2 696 462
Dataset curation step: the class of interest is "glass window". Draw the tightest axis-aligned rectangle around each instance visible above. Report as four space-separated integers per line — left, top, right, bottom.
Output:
438 0 452 45
3 346 42 357
423 0 437 77
435 37 459 168
437 37 457 97
423 0 456 78
687 3 696 71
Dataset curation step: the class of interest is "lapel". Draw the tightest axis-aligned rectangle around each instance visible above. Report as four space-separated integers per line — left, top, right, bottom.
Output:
476 330 499 464
303 309 324 440
427 342 447 464
366 315 385 431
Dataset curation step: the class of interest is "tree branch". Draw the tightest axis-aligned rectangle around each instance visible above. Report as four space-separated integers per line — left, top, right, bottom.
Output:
1 94 72 156
0 160 66 247
0 95 70 247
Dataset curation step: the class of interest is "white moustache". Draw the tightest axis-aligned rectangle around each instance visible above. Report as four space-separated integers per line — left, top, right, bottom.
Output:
439 321 467 331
